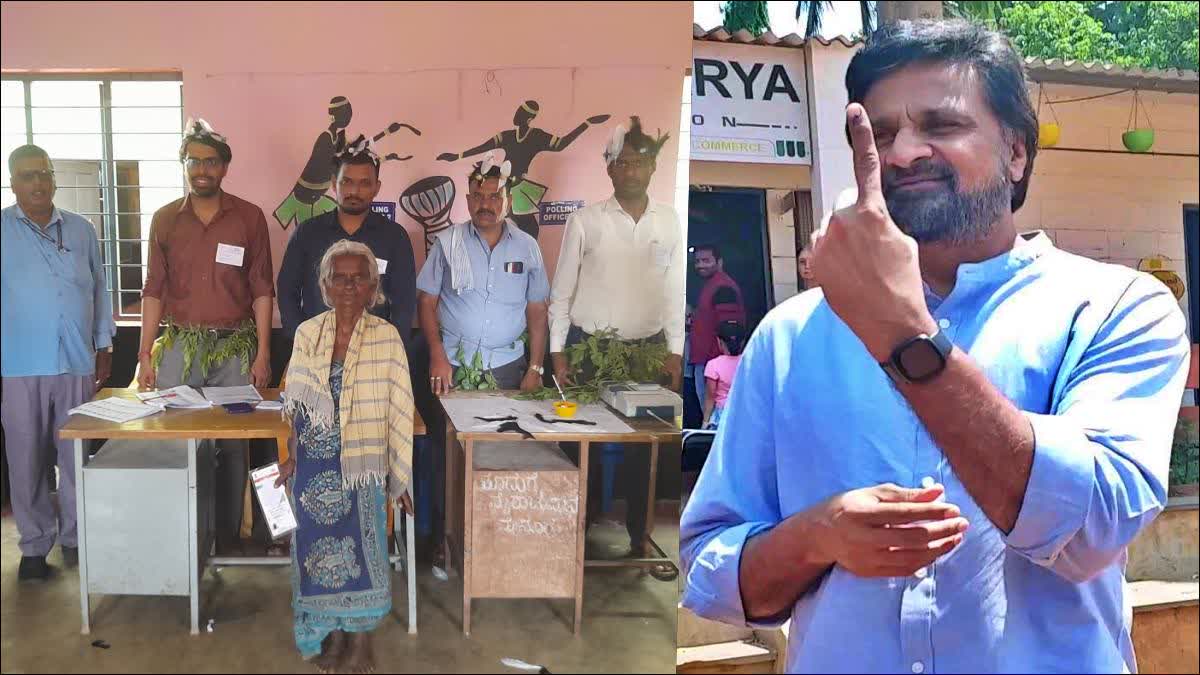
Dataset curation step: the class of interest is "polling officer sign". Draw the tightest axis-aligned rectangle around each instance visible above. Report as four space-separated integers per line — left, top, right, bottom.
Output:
370 201 396 221
539 200 584 227
691 41 811 165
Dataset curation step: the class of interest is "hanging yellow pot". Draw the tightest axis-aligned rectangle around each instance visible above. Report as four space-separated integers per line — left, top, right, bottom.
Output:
1038 123 1060 148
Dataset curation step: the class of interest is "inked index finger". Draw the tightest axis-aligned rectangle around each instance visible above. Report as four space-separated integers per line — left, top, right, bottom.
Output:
846 103 883 205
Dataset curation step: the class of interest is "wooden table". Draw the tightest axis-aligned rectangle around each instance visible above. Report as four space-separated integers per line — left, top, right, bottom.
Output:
60 387 425 635
441 391 679 635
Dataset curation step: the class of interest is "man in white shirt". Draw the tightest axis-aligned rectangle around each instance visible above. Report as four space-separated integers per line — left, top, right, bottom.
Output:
549 116 685 556
549 116 685 386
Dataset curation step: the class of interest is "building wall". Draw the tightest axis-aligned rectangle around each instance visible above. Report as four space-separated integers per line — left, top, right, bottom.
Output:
690 161 811 190
805 43 857 232
1 1 692 284
1018 84 1198 325
1132 604 1200 675
766 188 800 302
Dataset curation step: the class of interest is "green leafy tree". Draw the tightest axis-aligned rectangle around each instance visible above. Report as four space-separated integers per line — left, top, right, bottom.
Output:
1000 1 1125 65
728 1 1197 69
721 0 772 35
791 1 1006 39
999 2 1199 71
1086 1 1199 71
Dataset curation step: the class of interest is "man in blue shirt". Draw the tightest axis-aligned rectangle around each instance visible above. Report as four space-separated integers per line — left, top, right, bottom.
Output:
1 144 115 581
417 157 550 394
680 21 1191 674
277 135 416 346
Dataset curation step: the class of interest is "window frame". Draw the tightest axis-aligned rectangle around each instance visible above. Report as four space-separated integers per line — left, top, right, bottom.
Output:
2 72 183 322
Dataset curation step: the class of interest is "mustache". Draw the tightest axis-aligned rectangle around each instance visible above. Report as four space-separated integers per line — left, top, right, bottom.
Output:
883 160 955 190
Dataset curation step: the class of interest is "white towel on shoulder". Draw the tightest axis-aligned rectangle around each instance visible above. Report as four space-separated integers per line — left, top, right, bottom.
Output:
436 222 475 295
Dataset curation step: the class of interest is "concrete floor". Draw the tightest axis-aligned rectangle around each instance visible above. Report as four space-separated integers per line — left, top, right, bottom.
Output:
0 514 679 674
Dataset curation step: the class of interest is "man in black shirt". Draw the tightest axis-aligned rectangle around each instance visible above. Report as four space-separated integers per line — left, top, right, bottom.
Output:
278 136 416 344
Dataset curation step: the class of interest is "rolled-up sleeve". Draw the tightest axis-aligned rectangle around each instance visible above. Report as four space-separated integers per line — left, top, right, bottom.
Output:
387 228 417 346
526 240 550 303
141 209 168 300
662 208 686 355
247 206 275 300
277 221 308 339
681 316 784 627
548 212 584 353
415 239 445 297
1006 274 1190 583
86 221 115 349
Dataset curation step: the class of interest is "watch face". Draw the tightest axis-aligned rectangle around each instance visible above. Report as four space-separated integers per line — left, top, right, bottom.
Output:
897 338 946 382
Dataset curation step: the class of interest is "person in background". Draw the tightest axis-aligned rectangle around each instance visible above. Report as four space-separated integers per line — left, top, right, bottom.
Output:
549 115 683 557
702 320 747 430
137 118 275 555
797 241 818 291
418 154 549 394
278 135 416 347
1 144 115 581
690 244 745 409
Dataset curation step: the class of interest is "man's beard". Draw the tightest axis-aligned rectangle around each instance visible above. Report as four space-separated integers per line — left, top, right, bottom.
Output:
884 160 1011 245
340 201 369 216
189 180 220 198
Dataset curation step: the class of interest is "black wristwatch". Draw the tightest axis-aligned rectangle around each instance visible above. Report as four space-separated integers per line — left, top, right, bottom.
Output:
879 329 954 385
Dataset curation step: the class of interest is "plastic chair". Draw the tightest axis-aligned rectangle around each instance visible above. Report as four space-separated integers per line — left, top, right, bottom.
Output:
681 429 717 474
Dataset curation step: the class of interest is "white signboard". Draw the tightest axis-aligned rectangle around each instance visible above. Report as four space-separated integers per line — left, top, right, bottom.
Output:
691 41 812 165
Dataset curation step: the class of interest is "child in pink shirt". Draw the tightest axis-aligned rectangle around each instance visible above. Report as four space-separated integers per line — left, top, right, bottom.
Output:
703 321 746 429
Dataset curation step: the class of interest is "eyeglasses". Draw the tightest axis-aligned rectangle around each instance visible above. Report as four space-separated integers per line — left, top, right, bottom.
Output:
184 157 224 170
13 169 55 183
330 273 372 288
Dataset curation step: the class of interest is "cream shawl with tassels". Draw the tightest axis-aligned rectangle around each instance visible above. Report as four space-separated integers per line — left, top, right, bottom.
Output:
283 310 413 501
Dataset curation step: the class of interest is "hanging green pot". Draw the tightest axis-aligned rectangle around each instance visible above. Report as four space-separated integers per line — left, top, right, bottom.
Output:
1122 129 1155 153
1123 90 1155 153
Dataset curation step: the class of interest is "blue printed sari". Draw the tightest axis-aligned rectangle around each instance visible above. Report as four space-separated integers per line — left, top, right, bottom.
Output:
289 361 391 659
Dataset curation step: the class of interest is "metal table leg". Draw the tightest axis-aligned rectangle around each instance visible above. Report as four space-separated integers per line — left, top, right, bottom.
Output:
463 438 474 636
75 439 90 635
574 439 590 635
187 438 200 636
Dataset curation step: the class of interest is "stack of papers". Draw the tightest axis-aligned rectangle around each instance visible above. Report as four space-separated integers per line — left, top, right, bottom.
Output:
69 398 163 423
135 386 212 409
202 385 264 406
256 400 284 411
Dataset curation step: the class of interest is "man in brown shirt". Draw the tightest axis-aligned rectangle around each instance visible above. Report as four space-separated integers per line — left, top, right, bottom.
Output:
137 119 275 553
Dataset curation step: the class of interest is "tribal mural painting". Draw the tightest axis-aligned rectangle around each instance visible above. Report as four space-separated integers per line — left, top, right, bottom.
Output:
435 100 609 239
274 96 421 231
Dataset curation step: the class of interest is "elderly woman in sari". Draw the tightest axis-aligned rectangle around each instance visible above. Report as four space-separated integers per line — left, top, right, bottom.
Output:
276 239 414 673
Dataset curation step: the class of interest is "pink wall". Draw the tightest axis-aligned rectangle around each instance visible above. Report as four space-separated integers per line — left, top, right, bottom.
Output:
1 1 691 286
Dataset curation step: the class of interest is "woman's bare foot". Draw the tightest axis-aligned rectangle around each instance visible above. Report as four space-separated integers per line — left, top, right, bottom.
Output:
312 630 346 673
339 631 375 674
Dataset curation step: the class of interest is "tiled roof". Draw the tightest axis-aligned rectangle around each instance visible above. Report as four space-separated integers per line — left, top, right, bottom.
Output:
693 24 1198 94
693 23 861 48
1023 57 1198 93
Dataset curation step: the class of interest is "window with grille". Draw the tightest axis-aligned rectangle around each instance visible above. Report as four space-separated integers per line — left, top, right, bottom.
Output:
1 75 184 321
